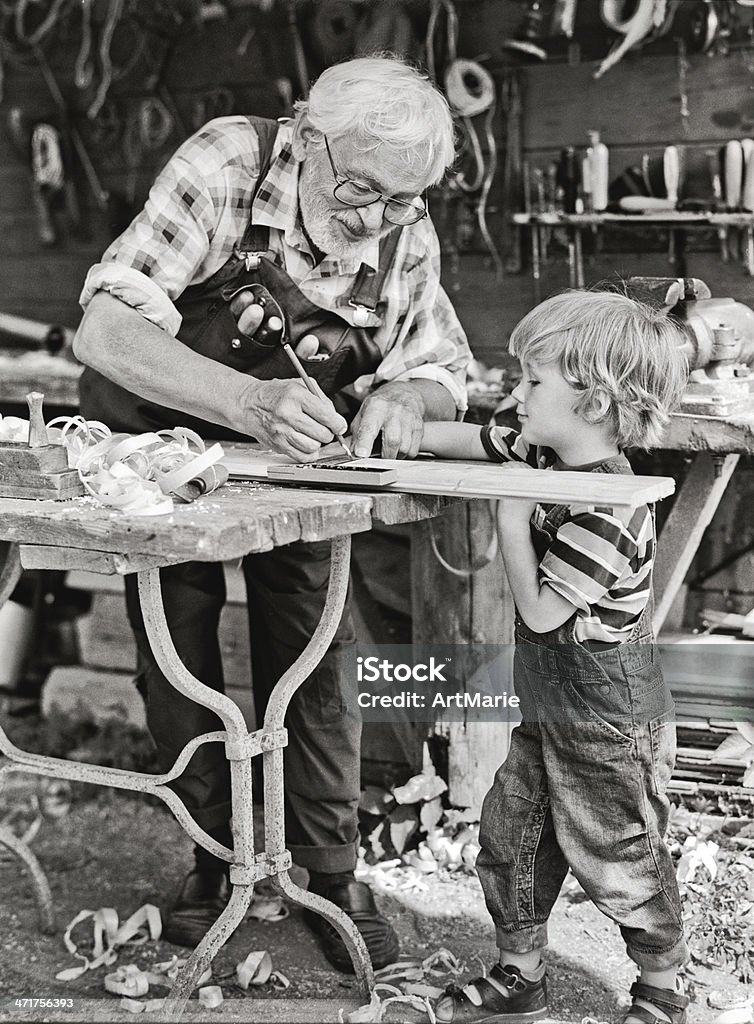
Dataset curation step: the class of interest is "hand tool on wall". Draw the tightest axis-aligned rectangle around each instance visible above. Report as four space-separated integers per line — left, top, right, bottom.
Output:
664 144 681 265
287 0 309 98
707 148 729 261
7 108 55 246
741 138 754 273
501 0 549 61
723 139 743 261
33 44 117 231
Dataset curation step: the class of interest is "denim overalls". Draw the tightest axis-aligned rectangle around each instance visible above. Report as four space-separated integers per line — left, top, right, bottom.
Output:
476 462 689 972
78 118 401 873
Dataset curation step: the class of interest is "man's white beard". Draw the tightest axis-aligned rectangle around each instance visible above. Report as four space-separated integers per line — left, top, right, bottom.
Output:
300 185 384 261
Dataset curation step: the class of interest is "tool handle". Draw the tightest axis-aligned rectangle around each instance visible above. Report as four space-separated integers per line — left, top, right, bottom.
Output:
26 391 49 447
743 140 754 211
724 140 743 208
663 146 681 206
282 343 320 397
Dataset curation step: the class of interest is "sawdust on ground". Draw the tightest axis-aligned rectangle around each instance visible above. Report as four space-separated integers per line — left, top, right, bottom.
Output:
0 788 751 1024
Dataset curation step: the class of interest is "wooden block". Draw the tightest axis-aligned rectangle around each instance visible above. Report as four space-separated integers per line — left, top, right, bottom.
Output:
0 442 68 473
0 470 84 500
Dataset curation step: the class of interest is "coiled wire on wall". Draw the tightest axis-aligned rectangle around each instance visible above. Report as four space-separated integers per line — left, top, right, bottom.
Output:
426 0 503 278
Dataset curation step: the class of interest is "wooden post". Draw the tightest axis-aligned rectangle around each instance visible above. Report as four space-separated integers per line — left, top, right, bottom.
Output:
412 501 516 818
653 452 739 634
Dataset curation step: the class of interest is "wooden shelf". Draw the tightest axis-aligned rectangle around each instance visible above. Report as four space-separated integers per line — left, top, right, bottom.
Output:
513 211 754 227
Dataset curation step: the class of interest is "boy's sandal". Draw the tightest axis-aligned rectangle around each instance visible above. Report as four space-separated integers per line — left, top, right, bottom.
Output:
435 963 548 1023
623 981 689 1024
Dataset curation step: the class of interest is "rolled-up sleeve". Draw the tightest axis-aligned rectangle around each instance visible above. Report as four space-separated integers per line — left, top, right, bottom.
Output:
80 262 183 336
371 222 471 414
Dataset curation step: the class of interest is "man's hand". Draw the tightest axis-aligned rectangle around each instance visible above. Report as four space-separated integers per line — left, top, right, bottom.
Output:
351 382 426 459
239 377 348 459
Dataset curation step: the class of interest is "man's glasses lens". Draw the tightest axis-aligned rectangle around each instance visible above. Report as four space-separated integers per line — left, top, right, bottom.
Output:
333 181 426 226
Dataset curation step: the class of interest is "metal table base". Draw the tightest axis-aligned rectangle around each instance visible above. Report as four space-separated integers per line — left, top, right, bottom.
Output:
0 535 374 1017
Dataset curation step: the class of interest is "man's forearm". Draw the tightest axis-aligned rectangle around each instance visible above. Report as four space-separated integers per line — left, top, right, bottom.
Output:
74 291 252 434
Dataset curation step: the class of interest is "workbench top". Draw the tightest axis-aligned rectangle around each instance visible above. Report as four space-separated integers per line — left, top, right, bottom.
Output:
0 478 452 572
468 388 754 456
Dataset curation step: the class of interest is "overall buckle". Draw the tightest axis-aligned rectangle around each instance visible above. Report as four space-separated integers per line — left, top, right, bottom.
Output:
348 299 376 326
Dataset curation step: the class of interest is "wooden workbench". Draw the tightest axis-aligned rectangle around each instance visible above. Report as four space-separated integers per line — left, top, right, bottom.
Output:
0 478 456 1015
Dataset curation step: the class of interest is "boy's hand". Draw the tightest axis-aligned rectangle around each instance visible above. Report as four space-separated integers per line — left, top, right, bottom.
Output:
496 463 538 528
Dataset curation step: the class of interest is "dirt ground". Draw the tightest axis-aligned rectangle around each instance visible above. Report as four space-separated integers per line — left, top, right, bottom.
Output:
0 780 752 1024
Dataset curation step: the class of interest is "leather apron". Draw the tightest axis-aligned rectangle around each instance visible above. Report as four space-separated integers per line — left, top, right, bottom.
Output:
79 116 402 441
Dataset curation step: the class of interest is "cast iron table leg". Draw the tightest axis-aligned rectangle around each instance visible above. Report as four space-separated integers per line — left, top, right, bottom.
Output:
137 534 374 1019
0 541 56 933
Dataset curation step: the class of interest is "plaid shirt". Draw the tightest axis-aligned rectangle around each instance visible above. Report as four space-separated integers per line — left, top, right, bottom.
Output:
80 116 470 410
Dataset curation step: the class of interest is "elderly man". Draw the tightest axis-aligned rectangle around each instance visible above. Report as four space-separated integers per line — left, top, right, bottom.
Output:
74 55 470 971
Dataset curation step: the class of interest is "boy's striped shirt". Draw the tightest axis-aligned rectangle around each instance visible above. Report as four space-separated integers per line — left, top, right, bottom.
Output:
481 424 655 644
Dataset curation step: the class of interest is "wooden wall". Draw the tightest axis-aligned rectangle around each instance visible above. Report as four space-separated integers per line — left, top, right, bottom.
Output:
0 2 293 328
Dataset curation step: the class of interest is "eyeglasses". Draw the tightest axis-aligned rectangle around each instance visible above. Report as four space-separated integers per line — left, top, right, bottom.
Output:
323 135 428 227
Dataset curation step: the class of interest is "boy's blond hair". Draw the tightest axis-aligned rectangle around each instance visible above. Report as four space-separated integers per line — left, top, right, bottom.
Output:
509 289 689 449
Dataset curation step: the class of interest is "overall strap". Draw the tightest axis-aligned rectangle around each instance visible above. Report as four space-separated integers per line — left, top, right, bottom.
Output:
239 116 281 253
348 227 403 315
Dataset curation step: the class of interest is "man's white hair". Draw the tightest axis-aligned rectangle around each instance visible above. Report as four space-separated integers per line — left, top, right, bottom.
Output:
293 55 456 184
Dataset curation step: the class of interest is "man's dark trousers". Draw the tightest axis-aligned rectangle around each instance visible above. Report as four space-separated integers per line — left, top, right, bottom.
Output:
124 538 360 874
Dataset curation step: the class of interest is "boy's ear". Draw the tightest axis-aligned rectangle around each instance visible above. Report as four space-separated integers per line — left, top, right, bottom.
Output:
583 387 611 424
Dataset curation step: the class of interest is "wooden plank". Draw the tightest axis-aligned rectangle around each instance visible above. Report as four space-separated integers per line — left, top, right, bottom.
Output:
225 449 676 509
19 545 176 574
412 502 515 816
653 453 739 633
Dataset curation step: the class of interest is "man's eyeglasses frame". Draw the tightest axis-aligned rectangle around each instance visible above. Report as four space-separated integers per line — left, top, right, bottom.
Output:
322 135 428 227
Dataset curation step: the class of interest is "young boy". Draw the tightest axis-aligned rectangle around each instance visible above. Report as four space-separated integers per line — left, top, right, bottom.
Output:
422 290 690 1024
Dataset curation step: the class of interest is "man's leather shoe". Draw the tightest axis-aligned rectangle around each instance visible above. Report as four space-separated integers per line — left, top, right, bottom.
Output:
304 879 400 972
162 868 231 948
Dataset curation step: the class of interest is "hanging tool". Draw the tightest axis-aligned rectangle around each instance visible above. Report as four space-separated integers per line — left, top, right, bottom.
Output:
432 0 502 277
723 139 743 261
501 0 549 60
741 139 754 273
287 0 309 99
502 71 524 273
707 148 729 262
33 45 110 214
663 144 681 265
7 109 55 246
